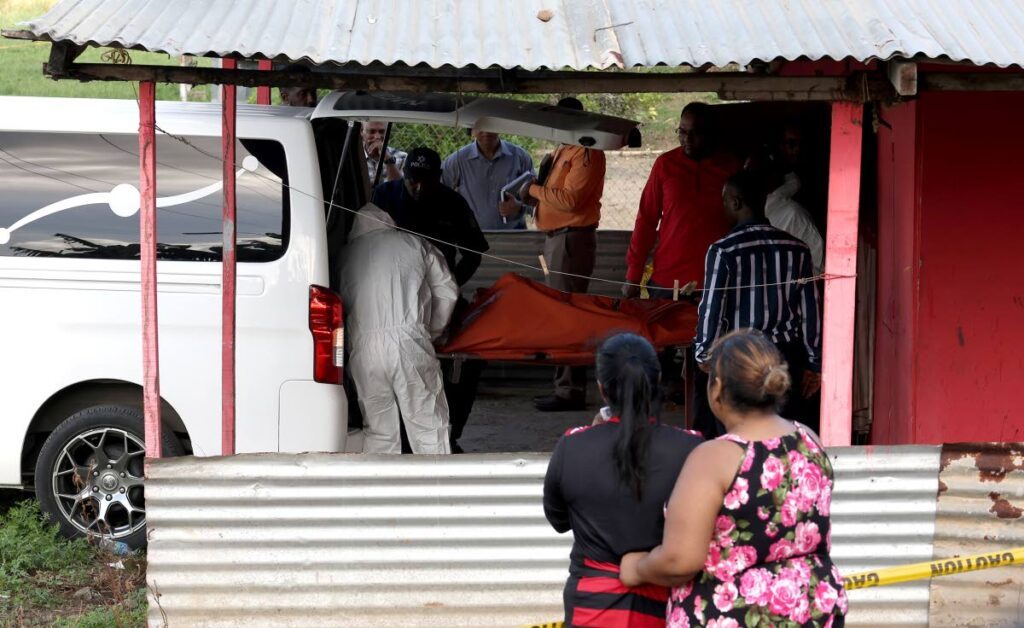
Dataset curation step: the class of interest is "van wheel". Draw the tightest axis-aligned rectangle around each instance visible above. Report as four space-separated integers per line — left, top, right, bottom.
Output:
34 405 183 550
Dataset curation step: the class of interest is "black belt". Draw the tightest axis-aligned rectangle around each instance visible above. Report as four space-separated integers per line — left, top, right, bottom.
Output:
545 225 597 238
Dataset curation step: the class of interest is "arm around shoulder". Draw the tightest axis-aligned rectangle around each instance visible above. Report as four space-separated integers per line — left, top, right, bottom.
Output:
628 440 741 586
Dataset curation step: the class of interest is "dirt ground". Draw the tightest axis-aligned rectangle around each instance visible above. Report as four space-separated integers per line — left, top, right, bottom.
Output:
459 365 688 453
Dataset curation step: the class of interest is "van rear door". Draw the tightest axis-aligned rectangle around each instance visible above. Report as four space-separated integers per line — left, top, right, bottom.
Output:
311 92 641 150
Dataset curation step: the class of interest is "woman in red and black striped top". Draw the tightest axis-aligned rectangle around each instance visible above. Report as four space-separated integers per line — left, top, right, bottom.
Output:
544 334 703 627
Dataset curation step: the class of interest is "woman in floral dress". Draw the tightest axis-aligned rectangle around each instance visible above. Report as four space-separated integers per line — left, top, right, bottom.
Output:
620 329 847 627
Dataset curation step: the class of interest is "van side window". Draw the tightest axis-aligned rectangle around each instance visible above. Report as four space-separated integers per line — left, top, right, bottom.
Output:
0 132 288 262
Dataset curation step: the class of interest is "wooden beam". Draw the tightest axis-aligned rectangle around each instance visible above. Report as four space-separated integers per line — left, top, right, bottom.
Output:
887 60 918 96
0 28 38 41
256 59 273 105
46 41 84 76
45 61 886 100
139 80 163 462
920 72 1024 91
820 101 864 447
221 59 237 457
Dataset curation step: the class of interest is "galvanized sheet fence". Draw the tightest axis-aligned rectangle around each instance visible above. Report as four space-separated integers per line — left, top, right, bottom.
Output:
145 444 1024 626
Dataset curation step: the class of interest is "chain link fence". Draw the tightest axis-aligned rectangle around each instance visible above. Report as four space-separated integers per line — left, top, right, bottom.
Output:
387 123 673 231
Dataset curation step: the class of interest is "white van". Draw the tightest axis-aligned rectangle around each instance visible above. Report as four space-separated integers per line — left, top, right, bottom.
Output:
0 93 638 547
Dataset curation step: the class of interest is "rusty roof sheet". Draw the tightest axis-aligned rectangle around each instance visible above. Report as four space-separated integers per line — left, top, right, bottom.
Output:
14 0 1024 70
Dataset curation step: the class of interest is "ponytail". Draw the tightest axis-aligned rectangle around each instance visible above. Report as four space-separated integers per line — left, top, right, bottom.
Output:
596 334 662 500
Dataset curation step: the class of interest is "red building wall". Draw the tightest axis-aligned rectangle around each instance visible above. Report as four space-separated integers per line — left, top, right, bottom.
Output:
872 100 919 444
873 92 1024 443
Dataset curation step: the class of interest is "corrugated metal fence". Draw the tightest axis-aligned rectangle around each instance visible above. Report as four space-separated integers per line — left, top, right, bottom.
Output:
146 444 1024 626
465 230 631 299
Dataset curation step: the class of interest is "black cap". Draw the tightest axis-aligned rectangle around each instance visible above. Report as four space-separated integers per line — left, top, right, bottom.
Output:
404 147 442 180
557 97 584 111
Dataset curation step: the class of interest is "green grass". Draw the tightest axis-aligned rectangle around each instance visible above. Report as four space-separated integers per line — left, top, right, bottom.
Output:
0 501 146 626
0 500 93 610
52 589 148 628
1 0 211 100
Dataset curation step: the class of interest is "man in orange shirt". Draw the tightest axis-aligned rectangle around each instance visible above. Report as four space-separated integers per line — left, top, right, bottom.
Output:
511 97 606 412
622 103 739 299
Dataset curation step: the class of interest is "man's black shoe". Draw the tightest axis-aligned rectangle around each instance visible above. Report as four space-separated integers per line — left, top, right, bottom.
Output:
534 394 586 412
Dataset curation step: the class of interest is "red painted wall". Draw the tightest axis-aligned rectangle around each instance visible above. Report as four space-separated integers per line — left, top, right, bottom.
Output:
872 101 919 444
873 93 1024 443
914 92 1024 442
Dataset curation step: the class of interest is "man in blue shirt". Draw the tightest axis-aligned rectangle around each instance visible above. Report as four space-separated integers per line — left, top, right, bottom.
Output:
442 128 535 230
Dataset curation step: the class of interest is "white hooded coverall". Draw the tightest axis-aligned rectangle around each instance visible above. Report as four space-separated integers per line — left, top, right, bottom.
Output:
340 205 459 454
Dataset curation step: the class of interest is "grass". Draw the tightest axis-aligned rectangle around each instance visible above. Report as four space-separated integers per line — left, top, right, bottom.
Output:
0 0 211 101
0 500 147 627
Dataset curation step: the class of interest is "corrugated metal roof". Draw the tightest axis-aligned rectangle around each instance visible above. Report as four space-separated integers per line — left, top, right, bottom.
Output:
146 446 944 626
17 0 1024 71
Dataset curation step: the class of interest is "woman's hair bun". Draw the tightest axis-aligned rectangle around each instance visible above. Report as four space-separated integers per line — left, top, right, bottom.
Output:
762 364 791 399
707 329 793 412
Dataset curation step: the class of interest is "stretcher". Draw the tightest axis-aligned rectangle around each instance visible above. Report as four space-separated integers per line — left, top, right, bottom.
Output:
438 273 700 366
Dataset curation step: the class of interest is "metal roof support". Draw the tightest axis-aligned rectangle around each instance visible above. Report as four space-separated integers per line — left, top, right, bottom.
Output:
35 59 885 100
138 80 162 462
221 59 238 456
820 101 864 447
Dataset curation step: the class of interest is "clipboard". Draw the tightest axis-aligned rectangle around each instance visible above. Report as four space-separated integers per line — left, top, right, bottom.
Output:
499 171 535 204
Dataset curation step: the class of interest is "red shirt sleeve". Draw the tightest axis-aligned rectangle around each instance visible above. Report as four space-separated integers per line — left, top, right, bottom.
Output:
626 157 664 282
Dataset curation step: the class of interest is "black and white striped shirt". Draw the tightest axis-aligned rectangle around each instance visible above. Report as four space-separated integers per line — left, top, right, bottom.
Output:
694 220 822 369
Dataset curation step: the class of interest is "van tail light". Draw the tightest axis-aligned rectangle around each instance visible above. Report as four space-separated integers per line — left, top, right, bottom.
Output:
309 285 344 384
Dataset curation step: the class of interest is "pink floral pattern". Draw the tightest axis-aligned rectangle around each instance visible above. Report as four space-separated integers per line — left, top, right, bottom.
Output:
666 426 848 627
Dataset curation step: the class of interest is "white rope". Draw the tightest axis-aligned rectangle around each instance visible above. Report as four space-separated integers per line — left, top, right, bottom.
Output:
147 111 854 295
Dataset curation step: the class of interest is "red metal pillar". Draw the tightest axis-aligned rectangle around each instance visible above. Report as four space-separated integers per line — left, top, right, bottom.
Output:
221 59 238 456
256 59 273 105
139 81 162 461
820 101 864 447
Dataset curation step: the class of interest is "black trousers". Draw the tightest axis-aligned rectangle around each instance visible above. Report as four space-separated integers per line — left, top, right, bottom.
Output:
441 357 485 445
693 340 821 438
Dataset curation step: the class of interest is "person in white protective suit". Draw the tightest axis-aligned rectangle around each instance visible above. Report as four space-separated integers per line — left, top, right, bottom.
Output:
340 204 459 454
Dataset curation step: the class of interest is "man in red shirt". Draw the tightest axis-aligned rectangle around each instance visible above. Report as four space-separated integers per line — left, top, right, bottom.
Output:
622 103 740 299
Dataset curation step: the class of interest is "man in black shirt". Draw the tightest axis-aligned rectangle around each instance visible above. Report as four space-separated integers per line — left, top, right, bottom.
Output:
371 147 490 453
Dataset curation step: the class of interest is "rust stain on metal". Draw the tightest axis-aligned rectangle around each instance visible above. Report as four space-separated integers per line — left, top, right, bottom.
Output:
939 442 1024 482
976 445 1024 483
938 479 948 494
939 447 970 472
986 578 1014 587
988 491 1023 519
988 593 1001 606
424 602 445 608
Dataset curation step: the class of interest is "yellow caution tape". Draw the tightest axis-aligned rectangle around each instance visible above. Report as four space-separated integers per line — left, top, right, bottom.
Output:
525 547 1024 626
843 546 1024 590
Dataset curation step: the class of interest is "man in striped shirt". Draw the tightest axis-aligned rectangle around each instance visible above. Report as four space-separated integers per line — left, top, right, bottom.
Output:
693 169 822 435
